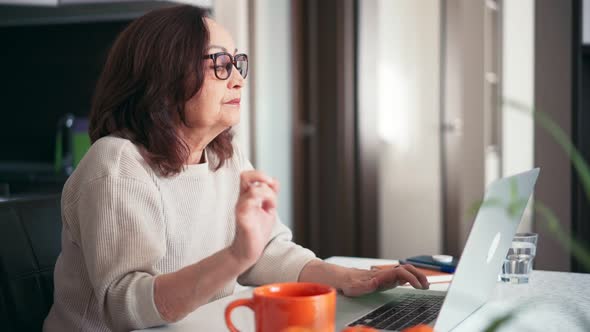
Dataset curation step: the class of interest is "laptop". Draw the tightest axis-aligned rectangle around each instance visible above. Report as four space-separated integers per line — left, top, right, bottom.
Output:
336 168 540 331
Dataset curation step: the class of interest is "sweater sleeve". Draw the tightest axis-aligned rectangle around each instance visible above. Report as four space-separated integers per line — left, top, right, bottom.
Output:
233 143 318 286
64 176 167 332
237 218 318 285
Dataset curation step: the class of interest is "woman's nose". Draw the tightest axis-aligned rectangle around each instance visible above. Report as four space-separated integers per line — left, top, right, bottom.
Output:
228 65 245 89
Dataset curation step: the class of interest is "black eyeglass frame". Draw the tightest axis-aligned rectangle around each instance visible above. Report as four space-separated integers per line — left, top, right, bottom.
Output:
202 52 249 80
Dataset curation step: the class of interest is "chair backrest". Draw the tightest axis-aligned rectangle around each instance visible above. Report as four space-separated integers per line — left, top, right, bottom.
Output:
0 195 62 332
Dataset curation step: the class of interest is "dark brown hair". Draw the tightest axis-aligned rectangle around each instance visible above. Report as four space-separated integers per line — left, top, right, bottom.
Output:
89 5 233 176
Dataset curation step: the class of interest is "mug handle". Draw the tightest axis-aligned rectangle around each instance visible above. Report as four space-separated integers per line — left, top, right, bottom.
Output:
225 298 255 332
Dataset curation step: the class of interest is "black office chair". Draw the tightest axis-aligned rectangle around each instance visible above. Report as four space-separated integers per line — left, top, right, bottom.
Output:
0 195 62 332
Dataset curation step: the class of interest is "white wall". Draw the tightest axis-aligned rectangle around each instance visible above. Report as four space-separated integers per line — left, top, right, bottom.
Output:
213 0 251 159
214 0 292 228
360 0 442 259
251 0 293 229
502 0 534 232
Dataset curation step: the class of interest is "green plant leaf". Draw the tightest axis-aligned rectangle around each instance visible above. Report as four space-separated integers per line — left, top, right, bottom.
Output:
465 198 504 224
483 312 517 332
507 198 529 219
535 202 590 271
504 99 590 204
503 98 590 271
476 98 590 331
510 179 518 203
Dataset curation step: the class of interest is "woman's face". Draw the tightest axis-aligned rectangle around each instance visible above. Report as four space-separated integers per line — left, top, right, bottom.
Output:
183 18 245 145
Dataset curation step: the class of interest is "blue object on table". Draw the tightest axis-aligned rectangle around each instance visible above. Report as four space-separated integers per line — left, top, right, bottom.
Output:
400 255 458 273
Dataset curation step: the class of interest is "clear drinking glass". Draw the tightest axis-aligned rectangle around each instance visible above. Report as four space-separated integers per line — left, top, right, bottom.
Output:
500 232 538 284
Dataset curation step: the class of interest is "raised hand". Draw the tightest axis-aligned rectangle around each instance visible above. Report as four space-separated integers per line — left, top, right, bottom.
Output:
229 170 280 267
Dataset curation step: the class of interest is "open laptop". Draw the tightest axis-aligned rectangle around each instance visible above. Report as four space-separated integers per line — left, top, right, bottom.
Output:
336 168 540 331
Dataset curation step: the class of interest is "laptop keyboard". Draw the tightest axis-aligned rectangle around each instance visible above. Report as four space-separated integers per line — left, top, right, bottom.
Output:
348 293 445 331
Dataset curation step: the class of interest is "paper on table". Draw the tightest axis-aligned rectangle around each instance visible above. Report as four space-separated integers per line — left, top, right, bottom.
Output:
324 256 400 270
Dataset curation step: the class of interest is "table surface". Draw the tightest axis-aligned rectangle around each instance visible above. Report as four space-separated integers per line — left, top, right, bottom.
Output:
137 256 590 331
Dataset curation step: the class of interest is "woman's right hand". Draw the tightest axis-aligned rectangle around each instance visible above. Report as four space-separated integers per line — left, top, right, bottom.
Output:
230 170 280 267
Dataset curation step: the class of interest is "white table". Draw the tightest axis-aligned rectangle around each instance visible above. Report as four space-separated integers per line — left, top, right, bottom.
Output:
137 257 590 331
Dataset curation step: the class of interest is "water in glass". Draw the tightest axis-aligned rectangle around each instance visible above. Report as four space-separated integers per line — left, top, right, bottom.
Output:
501 240 536 284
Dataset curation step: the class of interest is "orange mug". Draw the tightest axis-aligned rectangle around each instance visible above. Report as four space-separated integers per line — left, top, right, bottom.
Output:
225 282 336 332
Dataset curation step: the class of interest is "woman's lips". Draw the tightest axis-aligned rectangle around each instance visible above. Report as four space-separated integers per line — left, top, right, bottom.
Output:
225 98 241 105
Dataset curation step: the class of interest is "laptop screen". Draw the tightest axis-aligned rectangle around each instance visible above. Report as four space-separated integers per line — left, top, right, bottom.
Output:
434 168 539 331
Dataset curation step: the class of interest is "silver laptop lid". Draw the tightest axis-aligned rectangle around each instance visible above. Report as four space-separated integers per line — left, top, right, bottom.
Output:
434 168 540 332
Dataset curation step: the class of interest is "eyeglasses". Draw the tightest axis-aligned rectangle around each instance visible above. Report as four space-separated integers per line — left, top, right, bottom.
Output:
203 52 248 80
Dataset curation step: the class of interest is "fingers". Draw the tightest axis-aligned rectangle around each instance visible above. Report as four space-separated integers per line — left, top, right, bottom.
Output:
374 266 426 290
237 180 277 214
341 265 431 298
400 264 430 289
245 185 277 211
240 170 279 194
392 268 422 289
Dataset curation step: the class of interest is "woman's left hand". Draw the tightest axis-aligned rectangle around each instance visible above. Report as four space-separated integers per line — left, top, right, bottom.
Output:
338 264 430 297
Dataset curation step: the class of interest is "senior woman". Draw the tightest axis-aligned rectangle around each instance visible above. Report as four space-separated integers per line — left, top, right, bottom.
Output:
43 5 429 332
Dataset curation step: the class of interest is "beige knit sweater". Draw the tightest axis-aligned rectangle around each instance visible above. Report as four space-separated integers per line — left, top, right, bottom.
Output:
43 136 317 332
